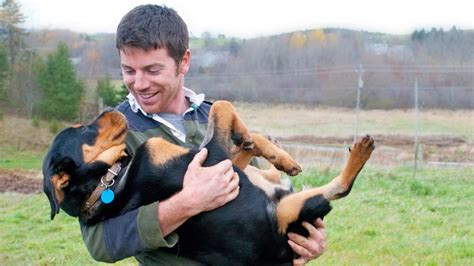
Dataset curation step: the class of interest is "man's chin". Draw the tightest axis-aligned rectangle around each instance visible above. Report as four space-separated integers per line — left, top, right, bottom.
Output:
141 106 161 114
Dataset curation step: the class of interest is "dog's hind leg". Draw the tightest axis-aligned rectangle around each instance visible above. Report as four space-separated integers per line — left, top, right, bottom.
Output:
275 135 375 233
232 133 302 177
200 101 254 154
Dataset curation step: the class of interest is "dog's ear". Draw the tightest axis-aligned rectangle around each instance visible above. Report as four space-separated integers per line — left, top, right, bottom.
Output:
43 157 76 220
44 177 60 220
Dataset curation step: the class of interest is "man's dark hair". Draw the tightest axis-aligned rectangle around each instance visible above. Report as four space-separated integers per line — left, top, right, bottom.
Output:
116 5 189 66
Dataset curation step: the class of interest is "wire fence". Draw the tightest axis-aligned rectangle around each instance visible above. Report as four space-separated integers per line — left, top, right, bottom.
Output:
186 64 474 172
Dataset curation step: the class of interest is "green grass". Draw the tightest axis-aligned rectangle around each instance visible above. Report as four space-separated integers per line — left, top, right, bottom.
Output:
292 167 474 265
0 147 45 170
0 193 135 265
1 167 472 265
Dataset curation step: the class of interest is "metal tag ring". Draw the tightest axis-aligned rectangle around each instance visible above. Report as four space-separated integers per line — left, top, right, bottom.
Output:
100 176 115 188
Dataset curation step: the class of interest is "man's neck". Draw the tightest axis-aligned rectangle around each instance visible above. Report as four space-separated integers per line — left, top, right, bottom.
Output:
162 87 189 115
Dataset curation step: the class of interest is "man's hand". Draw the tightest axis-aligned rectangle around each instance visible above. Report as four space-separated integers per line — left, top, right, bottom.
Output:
288 218 326 266
181 148 240 213
158 148 240 236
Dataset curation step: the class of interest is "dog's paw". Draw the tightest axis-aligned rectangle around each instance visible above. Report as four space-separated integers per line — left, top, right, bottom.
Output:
273 157 302 176
350 135 375 162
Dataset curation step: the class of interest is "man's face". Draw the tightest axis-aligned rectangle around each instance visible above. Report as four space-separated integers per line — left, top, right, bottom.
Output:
120 47 190 114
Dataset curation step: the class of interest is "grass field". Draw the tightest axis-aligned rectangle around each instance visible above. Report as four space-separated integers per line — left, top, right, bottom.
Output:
233 102 474 140
0 167 472 265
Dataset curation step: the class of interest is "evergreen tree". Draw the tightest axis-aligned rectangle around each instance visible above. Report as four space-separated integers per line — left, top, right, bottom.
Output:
0 46 8 100
96 76 116 106
117 84 129 101
96 77 128 107
37 42 84 121
0 0 25 65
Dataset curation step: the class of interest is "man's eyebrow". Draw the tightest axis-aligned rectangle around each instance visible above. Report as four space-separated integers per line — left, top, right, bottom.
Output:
120 63 165 69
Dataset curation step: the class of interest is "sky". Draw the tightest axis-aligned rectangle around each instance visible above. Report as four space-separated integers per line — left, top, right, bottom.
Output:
18 0 474 38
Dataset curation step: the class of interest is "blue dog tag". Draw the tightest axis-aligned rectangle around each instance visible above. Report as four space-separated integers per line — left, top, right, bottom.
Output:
101 189 115 204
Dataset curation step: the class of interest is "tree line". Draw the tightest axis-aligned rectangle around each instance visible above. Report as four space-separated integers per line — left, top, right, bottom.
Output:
1 0 473 123
0 0 125 122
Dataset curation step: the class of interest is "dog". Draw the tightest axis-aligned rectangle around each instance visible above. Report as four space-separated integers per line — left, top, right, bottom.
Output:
43 100 374 265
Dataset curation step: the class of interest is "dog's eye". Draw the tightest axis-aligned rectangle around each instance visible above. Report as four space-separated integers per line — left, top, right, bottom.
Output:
55 157 77 173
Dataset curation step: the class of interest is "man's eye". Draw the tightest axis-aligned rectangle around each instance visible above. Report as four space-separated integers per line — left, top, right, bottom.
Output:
122 68 135 75
148 69 160 75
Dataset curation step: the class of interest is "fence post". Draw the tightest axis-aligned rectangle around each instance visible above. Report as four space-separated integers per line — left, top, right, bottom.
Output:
413 77 420 178
354 64 363 143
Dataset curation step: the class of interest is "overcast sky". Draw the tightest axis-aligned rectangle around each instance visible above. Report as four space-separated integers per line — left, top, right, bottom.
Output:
18 0 473 38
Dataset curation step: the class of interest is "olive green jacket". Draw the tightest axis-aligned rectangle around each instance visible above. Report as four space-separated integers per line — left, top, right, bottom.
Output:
80 95 211 265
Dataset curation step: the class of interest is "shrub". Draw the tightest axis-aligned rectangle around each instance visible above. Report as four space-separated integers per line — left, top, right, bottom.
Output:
31 118 40 128
49 119 60 134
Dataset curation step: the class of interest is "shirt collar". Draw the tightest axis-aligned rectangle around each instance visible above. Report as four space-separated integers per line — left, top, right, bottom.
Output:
127 87 205 115
126 87 206 142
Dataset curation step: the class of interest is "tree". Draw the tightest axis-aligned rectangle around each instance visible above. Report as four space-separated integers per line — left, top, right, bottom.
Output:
37 42 84 120
97 77 128 107
0 46 7 100
0 0 25 65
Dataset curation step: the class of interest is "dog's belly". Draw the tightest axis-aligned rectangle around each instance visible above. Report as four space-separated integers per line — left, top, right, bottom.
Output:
174 172 290 264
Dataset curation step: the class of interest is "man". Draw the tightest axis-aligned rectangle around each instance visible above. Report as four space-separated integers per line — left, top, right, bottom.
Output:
81 4 326 265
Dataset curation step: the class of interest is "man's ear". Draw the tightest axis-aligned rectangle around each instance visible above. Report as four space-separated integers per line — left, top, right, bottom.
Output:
179 49 191 74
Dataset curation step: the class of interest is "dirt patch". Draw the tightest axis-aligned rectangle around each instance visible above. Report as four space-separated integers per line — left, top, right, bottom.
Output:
0 169 42 194
280 134 473 165
281 134 468 148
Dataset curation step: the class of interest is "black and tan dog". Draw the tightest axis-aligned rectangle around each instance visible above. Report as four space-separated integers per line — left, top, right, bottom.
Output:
43 100 374 265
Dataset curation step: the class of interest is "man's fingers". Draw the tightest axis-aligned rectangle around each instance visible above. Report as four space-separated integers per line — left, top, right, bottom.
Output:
190 148 208 167
314 218 325 229
228 173 240 190
292 257 306 266
288 232 308 247
227 184 240 202
224 167 235 181
302 221 318 238
313 218 326 238
215 159 233 172
288 240 312 258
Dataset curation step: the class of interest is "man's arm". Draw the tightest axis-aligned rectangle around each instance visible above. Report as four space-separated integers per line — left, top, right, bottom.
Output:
80 148 239 262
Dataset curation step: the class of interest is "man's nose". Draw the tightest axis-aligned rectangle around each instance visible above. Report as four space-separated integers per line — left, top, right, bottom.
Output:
134 71 149 90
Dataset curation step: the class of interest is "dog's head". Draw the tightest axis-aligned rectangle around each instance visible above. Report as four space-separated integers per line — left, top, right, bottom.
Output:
43 110 128 220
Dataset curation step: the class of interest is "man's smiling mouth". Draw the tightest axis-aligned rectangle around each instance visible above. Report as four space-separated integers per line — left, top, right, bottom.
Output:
139 92 159 99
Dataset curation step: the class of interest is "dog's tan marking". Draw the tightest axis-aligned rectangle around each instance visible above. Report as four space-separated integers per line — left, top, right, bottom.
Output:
244 165 286 197
245 164 282 184
72 124 82 128
146 137 189 166
208 101 254 150
233 133 302 176
82 111 128 164
276 135 375 233
94 144 127 165
51 172 69 205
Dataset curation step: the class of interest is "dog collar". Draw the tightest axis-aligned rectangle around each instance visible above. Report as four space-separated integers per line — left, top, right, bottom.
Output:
82 163 121 212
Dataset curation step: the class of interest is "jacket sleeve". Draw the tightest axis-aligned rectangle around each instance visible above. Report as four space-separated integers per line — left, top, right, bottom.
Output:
80 201 179 262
